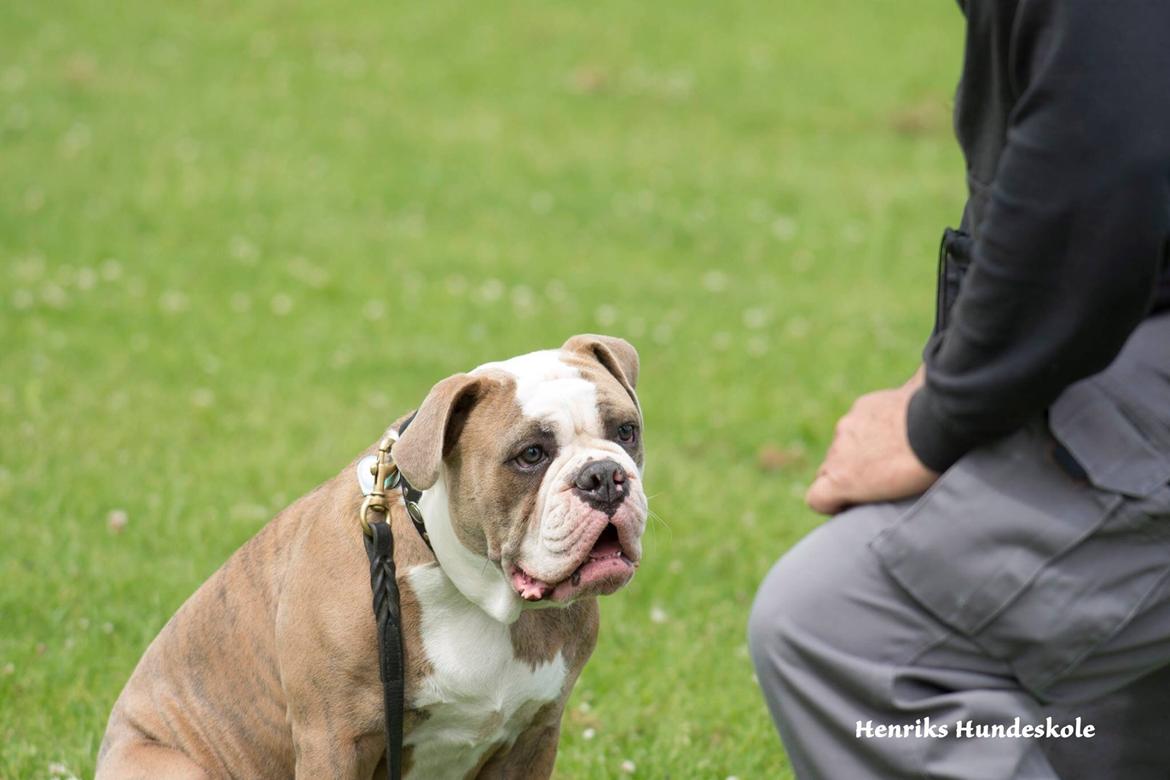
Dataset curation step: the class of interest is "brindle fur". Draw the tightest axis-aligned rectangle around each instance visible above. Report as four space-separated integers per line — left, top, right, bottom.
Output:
97 335 641 780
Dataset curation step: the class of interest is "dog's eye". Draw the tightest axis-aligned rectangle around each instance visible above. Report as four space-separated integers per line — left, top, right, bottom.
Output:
617 423 638 443
516 445 547 466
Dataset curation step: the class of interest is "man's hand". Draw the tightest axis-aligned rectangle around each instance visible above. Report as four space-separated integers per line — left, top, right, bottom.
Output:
806 368 939 515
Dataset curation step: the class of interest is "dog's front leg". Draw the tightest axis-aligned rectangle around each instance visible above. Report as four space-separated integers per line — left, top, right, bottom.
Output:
475 703 564 779
277 528 387 779
279 613 386 780
288 721 384 780
283 657 385 780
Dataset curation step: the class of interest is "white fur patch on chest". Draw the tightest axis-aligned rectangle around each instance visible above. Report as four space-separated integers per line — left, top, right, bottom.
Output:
405 564 567 778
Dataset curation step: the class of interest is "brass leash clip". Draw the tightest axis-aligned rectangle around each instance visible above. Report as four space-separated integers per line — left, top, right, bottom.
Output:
359 430 401 537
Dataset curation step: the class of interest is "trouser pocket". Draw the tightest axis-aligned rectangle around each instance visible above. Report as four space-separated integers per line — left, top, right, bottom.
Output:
871 419 1170 698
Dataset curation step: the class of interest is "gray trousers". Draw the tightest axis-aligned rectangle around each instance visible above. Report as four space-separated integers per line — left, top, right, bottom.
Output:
749 316 1170 779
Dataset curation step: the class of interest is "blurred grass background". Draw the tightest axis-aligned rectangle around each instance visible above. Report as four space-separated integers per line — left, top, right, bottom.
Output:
1 0 963 777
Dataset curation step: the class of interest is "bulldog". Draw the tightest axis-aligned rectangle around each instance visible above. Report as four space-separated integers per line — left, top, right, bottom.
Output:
96 334 648 780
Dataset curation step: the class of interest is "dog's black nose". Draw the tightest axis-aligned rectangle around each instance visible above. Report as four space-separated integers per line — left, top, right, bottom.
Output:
573 459 629 514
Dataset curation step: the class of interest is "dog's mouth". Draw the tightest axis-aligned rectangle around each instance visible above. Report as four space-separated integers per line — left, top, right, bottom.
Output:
508 523 638 604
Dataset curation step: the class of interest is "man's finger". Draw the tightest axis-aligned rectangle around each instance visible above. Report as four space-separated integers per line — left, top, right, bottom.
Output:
806 474 848 516
815 434 844 478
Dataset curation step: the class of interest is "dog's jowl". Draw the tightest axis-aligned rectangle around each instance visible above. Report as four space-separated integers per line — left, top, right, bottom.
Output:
96 334 648 780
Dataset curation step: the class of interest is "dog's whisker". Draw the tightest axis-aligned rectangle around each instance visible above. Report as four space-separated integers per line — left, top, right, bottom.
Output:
647 508 671 530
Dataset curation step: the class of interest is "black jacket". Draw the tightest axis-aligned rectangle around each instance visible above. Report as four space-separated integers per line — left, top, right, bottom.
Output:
906 0 1170 472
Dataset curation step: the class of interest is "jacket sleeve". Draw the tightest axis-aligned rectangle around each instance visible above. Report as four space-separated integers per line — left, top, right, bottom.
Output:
907 0 1170 472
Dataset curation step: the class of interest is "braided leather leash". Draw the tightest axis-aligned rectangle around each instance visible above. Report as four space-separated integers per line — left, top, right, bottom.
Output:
358 417 431 780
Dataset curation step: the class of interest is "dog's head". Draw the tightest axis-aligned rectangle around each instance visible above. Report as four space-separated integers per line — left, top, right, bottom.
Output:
393 334 647 621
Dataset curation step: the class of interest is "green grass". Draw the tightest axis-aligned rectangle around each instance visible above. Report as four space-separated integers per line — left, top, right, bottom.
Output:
1 1 964 777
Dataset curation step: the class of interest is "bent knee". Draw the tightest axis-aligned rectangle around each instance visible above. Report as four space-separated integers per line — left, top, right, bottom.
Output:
97 729 211 780
749 505 902 663
748 542 836 665
97 744 211 780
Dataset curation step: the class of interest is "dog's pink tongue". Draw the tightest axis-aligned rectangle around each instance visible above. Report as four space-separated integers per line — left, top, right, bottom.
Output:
511 569 553 601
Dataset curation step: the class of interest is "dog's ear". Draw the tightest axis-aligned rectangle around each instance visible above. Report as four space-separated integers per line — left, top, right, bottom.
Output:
393 373 483 490
562 333 639 403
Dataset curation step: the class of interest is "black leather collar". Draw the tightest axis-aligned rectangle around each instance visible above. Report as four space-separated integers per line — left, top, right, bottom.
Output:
395 412 431 551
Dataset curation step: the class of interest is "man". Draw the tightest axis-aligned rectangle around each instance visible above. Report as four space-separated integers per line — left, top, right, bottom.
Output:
749 2 1170 778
